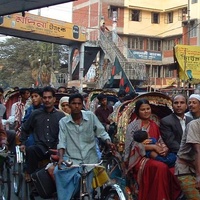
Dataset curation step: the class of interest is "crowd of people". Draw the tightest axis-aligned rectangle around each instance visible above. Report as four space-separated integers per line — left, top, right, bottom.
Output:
0 85 200 199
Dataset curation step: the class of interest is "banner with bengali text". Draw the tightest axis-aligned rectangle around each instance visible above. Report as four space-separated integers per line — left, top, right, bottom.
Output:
174 44 200 81
0 13 86 42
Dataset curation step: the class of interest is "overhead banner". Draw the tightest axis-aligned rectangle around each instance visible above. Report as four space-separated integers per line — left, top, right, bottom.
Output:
0 13 86 42
174 44 200 81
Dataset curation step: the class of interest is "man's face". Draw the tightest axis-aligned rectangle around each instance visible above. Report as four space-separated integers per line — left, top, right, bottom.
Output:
42 91 56 109
69 98 83 114
31 93 42 107
100 98 107 106
172 95 187 116
188 98 200 114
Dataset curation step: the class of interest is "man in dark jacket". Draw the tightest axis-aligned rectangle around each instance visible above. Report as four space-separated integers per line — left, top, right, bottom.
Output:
160 94 192 153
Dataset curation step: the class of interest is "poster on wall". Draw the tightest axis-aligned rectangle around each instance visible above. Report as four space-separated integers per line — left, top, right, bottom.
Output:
174 44 200 82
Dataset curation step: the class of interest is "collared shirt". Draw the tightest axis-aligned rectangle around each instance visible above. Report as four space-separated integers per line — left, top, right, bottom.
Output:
176 115 186 132
57 110 111 165
21 107 65 151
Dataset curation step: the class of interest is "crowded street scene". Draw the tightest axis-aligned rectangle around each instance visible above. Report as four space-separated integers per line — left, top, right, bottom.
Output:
0 0 200 200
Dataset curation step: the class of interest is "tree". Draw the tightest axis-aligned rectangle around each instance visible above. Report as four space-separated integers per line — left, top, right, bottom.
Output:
0 37 68 89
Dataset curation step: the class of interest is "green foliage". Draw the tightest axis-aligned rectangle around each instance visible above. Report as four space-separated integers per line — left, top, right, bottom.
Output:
0 37 68 89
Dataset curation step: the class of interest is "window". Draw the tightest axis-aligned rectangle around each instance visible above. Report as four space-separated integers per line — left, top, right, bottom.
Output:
147 39 161 51
163 40 175 50
164 67 173 78
130 9 141 22
151 12 160 24
190 23 197 37
192 0 198 3
164 12 173 23
128 37 144 50
108 6 118 20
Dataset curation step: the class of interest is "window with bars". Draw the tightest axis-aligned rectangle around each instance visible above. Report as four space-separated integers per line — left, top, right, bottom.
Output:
130 9 141 22
128 37 144 50
163 38 182 50
108 6 118 20
190 23 197 37
163 40 174 50
151 12 160 24
147 39 161 51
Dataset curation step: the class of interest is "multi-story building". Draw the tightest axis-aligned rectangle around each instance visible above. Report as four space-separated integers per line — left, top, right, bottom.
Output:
72 0 199 90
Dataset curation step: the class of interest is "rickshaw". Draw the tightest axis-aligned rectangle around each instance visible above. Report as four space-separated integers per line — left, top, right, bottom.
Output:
87 89 118 113
105 92 173 199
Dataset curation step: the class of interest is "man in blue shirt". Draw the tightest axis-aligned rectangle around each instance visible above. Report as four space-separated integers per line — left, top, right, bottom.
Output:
54 93 113 200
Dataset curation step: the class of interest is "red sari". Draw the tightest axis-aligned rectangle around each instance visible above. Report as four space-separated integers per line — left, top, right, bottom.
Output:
125 119 181 200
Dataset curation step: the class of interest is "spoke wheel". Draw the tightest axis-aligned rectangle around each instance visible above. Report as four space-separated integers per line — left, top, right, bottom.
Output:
13 156 23 196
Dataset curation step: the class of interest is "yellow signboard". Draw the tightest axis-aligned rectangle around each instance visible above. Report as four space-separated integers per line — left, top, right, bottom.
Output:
0 13 86 42
174 44 200 81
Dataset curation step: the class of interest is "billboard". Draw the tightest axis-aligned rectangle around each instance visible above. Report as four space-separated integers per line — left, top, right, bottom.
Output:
0 13 86 42
174 44 200 81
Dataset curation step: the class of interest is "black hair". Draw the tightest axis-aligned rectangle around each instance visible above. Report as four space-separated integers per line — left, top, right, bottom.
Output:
97 93 107 102
19 88 30 95
134 129 148 143
42 86 56 97
30 88 42 96
69 93 83 104
135 99 151 117
57 86 67 92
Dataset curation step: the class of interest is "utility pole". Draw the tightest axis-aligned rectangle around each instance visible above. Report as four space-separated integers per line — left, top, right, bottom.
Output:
112 11 117 43
187 0 190 45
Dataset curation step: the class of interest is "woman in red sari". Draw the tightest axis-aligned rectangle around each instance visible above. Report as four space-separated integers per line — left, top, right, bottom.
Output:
124 99 182 200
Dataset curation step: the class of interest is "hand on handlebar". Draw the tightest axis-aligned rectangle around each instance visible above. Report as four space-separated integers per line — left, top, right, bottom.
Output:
106 140 115 150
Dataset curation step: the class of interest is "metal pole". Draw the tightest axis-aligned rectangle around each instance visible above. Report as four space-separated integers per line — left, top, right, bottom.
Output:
79 43 85 93
187 0 190 45
112 11 117 43
183 48 187 90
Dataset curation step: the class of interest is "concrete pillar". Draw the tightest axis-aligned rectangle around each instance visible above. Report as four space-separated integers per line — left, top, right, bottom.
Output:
79 43 85 93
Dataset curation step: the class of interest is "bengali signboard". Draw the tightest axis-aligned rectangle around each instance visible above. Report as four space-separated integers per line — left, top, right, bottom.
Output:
174 44 200 81
128 50 162 61
0 13 86 42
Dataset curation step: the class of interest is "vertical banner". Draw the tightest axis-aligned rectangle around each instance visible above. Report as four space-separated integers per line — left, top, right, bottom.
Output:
174 45 200 81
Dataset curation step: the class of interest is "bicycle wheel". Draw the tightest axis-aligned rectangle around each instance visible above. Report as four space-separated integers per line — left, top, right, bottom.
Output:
12 156 23 196
0 160 11 200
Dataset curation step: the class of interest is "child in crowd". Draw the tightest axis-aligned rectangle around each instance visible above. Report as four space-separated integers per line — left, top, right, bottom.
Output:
133 129 176 167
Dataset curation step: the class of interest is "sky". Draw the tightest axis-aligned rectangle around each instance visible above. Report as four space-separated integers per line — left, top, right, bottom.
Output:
29 2 73 22
0 2 73 40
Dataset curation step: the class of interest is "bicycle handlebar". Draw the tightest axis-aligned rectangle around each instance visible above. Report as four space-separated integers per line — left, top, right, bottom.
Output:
61 160 103 169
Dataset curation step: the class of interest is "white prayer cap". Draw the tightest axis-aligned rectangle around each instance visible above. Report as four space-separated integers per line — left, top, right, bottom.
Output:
189 94 200 102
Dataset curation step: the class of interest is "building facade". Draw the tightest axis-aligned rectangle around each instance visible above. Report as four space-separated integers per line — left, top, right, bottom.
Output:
72 0 199 90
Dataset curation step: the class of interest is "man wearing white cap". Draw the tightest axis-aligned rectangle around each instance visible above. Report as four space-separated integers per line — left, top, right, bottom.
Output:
185 94 200 119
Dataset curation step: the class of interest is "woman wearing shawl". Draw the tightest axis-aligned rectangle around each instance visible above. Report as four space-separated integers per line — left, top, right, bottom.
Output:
58 96 71 115
124 99 182 200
